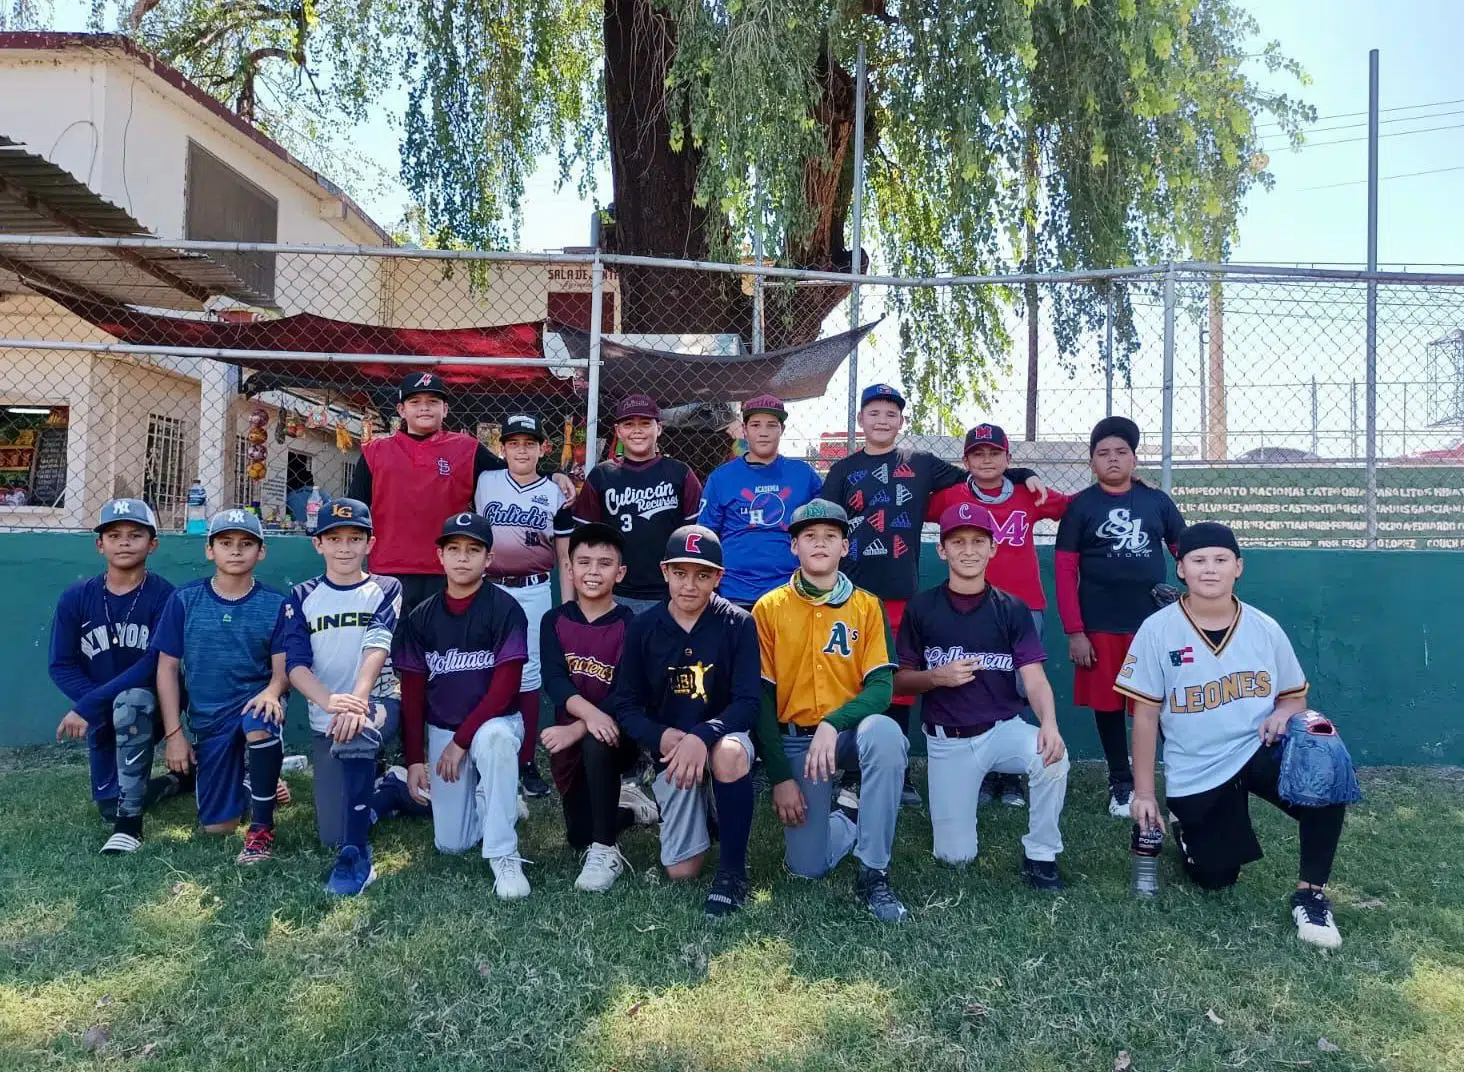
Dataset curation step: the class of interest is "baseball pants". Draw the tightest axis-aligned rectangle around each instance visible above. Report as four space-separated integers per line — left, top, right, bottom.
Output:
650 732 755 867
925 717 1070 864
779 714 907 877
426 716 524 859
495 580 551 691
309 698 398 848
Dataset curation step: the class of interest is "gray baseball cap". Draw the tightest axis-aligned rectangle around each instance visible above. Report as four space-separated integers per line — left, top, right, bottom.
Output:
207 508 265 540
94 498 159 535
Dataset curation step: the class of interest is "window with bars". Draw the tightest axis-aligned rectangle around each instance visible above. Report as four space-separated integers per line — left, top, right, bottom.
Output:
234 434 251 506
143 414 193 530
341 458 357 498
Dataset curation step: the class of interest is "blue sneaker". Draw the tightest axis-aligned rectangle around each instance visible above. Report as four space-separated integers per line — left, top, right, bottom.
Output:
325 844 376 897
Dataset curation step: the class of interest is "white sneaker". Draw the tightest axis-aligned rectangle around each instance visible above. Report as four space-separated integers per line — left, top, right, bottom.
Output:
618 783 659 825
490 855 531 900
517 793 529 822
1291 889 1343 949
1107 780 1134 819
575 842 629 892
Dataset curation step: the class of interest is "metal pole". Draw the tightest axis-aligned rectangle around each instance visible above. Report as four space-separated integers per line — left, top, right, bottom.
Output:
846 40 867 451
1198 325 1208 460
1311 377 1319 456
586 255 604 464
1103 284 1115 417
1365 48 1380 547
751 175 765 355
1161 263 1176 493
1351 381 1358 459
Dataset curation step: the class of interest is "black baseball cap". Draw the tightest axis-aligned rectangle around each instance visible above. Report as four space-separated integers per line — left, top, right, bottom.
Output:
964 423 1010 454
314 497 373 536
1090 415 1140 455
1177 521 1241 560
661 524 723 569
568 521 624 557
502 413 548 442
788 498 850 537
399 371 449 402
437 511 494 550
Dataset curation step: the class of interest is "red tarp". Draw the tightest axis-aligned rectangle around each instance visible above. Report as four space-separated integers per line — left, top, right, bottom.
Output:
36 288 572 396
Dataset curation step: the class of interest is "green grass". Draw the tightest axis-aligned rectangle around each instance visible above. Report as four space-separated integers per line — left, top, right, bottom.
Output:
2 749 1462 1071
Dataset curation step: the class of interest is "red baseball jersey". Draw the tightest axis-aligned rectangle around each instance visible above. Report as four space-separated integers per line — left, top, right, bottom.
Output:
927 480 1070 609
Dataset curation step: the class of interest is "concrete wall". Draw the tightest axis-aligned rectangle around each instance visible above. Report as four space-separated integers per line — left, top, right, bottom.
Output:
2 536 1460 765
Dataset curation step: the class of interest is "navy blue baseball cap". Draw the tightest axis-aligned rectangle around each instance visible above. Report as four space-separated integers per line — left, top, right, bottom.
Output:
502 413 548 442
95 497 158 535
399 371 449 402
437 511 494 550
859 383 906 410
662 525 723 569
208 507 265 541
314 497 373 536
964 423 1010 454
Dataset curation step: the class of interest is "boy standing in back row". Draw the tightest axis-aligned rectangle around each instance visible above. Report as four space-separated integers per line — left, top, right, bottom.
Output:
154 509 293 863
1055 416 1184 818
50 499 183 854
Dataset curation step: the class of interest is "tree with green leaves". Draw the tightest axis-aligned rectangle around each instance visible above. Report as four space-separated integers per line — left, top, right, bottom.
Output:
25 0 1308 432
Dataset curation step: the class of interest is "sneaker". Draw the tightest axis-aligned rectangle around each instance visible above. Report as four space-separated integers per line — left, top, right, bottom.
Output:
520 761 551 799
1021 856 1064 892
101 816 143 855
835 787 860 826
900 773 922 808
1107 777 1134 819
1291 889 1342 949
96 799 119 824
517 793 530 822
140 772 184 811
575 842 629 892
856 865 909 923
977 773 998 806
490 855 531 900
236 824 275 865
703 871 749 919
999 774 1027 808
618 782 660 826
325 844 377 896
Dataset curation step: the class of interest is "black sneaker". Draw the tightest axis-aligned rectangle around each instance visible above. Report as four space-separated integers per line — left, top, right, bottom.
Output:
856 865 909 923
1107 775 1134 819
520 761 551 799
96 799 118 824
998 773 1026 808
703 871 749 919
977 772 998 806
1020 856 1064 892
900 773 922 808
1290 888 1342 949
141 772 184 811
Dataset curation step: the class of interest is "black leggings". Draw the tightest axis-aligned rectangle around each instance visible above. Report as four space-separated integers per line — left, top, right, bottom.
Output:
560 734 639 850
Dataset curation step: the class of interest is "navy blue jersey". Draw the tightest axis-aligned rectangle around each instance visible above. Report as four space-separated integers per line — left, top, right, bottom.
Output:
612 594 760 752
1055 481 1184 634
49 572 175 725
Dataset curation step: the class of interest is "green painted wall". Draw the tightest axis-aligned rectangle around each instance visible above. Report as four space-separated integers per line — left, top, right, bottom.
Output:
3 534 1460 765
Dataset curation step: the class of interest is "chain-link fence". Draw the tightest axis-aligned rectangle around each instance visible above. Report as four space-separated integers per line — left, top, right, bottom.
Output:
2 235 1462 548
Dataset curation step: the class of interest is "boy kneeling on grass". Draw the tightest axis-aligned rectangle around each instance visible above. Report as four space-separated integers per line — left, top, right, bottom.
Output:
155 509 293 863
394 513 532 899
538 521 660 893
753 499 910 923
894 503 1070 890
613 525 761 919
278 498 402 896
50 499 187 854
1119 522 1346 950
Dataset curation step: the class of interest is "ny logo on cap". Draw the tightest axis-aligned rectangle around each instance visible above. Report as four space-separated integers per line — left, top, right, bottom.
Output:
112 500 131 515
684 532 703 553
330 503 354 518
226 509 248 524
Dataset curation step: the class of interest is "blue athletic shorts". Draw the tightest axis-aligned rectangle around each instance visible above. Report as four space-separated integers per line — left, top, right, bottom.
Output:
192 714 281 826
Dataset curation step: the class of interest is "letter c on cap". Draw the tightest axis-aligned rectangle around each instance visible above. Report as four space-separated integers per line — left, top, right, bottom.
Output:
684 532 702 553
456 512 473 525
959 504 972 520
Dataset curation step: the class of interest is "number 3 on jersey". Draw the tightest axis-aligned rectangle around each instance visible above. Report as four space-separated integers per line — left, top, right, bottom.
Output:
620 513 633 533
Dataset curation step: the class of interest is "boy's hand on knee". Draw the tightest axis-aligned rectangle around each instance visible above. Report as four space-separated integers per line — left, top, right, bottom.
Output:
326 693 369 717
804 722 839 783
56 711 88 741
164 730 194 774
406 762 431 804
771 780 806 827
435 741 467 783
244 689 285 725
663 733 707 790
1037 724 1066 766
584 709 620 746
541 723 581 754
327 709 367 743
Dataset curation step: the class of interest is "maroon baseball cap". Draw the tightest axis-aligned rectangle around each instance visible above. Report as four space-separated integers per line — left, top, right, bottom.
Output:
964 423 1010 454
741 393 788 422
938 502 998 538
615 393 661 422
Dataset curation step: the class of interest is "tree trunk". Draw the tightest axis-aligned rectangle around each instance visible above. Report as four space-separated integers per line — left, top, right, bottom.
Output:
1022 131 1040 441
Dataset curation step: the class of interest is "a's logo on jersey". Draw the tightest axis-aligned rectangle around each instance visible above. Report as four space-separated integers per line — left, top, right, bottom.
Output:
1119 653 1137 679
868 510 885 533
684 532 703 554
863 538 888 557
438 457 453 477
872 464 890 485
669 661 714 701
1096 508 1150 553
822 621 859 657
992 510 1031 546
1168 646 1195 667
895 485 913 506
894 463 916 479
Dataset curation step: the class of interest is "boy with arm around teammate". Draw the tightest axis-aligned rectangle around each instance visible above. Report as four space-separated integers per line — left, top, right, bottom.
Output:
1119 522 1345 949
279 498 400 896
752 499 910 923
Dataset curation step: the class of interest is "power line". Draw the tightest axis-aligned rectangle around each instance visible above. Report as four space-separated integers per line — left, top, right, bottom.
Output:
1261 107 1464 142
1270 121 1464 151
1292 165 1464 192
1253 96 1464 131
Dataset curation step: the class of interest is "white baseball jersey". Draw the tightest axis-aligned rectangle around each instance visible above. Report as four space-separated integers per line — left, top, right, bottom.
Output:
1113 599 1308 798
473 471 573 579
285 574 401 734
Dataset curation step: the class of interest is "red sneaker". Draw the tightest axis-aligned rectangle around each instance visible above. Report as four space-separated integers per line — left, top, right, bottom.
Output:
236 824 275 865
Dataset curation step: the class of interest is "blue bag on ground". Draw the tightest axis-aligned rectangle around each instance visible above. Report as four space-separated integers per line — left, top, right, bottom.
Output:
1278 710 1363 807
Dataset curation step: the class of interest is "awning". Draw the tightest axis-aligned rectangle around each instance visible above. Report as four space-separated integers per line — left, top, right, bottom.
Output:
0 136 271 309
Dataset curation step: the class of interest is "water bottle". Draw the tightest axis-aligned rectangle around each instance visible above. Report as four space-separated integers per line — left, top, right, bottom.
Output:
1131 822 1163 898
305 486 324 533
185 479 207 535
281 755 309 773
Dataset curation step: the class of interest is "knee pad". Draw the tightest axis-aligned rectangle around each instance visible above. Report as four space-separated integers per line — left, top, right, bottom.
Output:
112 689 155 735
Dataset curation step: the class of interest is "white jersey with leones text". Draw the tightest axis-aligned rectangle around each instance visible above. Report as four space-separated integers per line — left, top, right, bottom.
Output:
288 574 401 734
1113 599 1308 798
473 470 572 579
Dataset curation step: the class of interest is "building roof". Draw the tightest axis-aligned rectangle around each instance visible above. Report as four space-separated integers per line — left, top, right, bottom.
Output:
0 136 271 309
0 31 395 247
